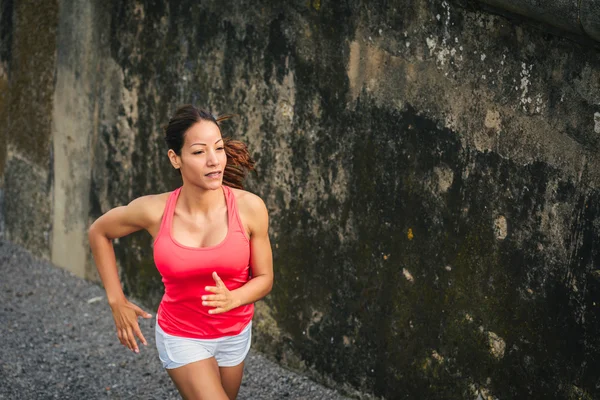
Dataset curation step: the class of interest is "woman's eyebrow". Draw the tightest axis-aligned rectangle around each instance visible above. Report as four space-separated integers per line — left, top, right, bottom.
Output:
190 138 223 147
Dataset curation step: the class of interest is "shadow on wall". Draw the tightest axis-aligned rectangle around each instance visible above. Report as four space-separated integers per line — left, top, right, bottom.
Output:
265 99 600 400
477 0 600 43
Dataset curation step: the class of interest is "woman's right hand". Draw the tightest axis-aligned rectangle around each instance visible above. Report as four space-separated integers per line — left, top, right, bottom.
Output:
110 299 153 353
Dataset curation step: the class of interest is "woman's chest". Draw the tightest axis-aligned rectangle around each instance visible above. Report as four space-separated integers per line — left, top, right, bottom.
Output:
171 212 229 248
154 234 250 280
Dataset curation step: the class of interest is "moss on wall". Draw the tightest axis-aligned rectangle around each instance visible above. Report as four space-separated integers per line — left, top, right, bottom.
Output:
1 0 58 256
0 0 13 178
6 0 58 166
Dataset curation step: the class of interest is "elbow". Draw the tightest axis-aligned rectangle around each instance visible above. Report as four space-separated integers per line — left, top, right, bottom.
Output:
266 276 274 295
87 222 98 241
87 224 95 243
87 220 104 244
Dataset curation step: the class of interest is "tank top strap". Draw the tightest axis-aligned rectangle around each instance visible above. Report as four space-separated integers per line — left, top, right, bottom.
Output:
223 185 246 235
158 187 181 236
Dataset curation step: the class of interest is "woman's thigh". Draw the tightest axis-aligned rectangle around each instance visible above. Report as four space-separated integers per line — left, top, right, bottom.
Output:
219 362 245 400
166 357 229 400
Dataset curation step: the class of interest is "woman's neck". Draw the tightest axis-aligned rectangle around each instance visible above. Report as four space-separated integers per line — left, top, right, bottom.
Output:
178 184 225 215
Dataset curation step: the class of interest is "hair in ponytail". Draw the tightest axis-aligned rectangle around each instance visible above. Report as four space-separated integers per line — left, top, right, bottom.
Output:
164 104 255 189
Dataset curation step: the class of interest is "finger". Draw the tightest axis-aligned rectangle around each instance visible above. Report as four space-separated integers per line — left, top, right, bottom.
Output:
121 329 129 348
120 329 130 348
126 327 139 353
202 294 224 301
119 329 130 347
132 304 153 319
209 307 224 315
212 272 224 287
205 286 219 293
117 330 126 347
134 326 148 346
202 300 221 307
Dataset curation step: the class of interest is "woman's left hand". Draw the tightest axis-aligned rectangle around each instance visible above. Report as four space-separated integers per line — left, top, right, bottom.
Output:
202 272 241 314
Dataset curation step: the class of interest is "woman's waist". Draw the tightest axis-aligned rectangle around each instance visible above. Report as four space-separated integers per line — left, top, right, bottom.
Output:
159 297 254 317
156 315 253 341
157 302 254 339
162 278 247 297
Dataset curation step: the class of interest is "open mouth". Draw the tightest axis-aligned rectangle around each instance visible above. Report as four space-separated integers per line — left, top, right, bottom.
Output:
205 171 222 178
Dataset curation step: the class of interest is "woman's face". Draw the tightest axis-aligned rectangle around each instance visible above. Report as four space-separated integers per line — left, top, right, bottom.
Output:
172 120 227 190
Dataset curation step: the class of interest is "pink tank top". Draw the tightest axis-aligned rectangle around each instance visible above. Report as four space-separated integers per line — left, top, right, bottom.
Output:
153 185 254 339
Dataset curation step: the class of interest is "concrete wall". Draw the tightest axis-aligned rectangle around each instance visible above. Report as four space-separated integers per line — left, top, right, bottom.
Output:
2 0 600 398
0 0 57 258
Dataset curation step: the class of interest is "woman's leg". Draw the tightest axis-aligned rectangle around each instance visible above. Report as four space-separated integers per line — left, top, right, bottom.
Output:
166 357 229 400
219 362 245 400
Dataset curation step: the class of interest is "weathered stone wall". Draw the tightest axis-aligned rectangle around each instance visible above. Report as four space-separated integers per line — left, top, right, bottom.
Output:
2 0 600 398
51 1 116 279
0 0 57 257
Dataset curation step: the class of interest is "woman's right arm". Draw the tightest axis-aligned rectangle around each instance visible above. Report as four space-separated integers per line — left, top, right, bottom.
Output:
88 195 162 353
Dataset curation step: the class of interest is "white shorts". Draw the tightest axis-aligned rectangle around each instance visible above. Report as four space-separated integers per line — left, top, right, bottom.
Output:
155 321 252 369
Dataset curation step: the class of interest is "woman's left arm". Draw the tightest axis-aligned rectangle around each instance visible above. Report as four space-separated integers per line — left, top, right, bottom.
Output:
203 194 273 314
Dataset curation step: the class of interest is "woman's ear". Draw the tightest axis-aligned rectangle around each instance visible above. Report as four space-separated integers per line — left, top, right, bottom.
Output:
167 149 181 170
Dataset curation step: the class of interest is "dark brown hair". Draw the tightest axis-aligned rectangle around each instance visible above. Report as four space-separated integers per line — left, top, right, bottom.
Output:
164 104 255 189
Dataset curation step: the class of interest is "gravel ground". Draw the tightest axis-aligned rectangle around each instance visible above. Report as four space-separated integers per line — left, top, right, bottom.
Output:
0 240 350 400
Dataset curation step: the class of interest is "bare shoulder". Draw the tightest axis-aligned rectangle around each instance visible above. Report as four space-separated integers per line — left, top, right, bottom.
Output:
90 191 172 239
129 191 170 211
126 192 171 226
230 187 268 237
230 187 267 214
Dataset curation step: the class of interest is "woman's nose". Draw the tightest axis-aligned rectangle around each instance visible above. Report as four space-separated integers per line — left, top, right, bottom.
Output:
207 151 219 166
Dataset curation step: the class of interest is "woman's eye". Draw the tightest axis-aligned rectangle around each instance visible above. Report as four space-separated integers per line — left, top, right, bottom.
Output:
217 147 225 151
193 151 204 155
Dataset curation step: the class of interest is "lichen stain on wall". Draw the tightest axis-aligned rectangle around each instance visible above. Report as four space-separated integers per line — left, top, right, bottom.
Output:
0 61 8 177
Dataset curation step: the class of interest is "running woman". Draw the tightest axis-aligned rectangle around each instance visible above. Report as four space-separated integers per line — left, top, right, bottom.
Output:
88 104 273 399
